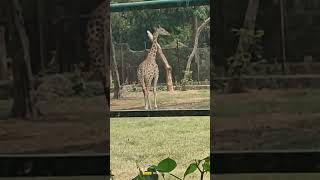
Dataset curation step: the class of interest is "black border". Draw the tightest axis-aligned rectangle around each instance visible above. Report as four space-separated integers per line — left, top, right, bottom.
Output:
0 154 109 177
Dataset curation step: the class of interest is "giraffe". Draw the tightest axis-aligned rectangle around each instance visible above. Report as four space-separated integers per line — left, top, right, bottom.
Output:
137 26 170 110
86 1 110 110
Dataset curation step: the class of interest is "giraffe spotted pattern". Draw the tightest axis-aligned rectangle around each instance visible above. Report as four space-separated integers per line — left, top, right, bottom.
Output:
86 1 110 110
137 26 170 110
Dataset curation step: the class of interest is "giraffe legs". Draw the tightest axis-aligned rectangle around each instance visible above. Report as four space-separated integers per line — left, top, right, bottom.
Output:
153 75 158 109
146 87 152 110
141 83 149 110
141 77 158 110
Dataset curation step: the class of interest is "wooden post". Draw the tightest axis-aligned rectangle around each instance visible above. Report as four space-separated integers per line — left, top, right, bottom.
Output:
0 26 8 80
196 50 200 83
120 43 125 84
176 40 181 82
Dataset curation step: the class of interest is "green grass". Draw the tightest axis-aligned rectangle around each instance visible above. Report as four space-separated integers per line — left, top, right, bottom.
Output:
110 116 210 179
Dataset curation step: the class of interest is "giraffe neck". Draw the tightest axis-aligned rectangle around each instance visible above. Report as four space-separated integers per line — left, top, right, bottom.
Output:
146 33 158 60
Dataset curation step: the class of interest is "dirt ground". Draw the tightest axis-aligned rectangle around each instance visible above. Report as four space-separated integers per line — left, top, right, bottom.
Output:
0 89 209 154
1 87 319 153
0 96 108 154
214 88 320 150
111 90 210 110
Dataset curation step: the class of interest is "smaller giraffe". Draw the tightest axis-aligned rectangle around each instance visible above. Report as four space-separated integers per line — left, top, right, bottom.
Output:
137 26 170 110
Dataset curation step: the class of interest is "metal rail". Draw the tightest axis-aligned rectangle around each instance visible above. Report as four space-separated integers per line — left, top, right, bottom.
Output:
111 109 210 117
111 0 209 12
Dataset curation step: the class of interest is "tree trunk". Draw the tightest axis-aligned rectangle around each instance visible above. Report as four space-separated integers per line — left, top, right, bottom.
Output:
37 0 46 71
227 0 260 93
176 41 181 81
121 43 125 84
184 17 210 80
103 11 110 113
147 31 174 92
244 0 260 30
10 0 38 120
192 15 200 83
156 43 174 92
236 0 260 51
0 26 8 80
110 26 122 99
280 0 287 74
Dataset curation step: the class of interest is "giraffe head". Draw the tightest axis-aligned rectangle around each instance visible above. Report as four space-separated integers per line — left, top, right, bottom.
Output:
153 25 170 36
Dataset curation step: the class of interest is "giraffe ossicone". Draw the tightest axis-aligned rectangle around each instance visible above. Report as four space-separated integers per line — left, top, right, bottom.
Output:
137 26 170 110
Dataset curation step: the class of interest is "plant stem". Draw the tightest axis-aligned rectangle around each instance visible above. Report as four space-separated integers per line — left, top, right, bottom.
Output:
169 173 182 180
196 165 204 180
200 172 204 180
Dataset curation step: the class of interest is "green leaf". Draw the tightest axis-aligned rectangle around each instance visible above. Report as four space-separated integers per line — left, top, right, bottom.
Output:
183 163 198 179
156 158 177 173
203 156 210 163
147 165 157 172
202 161 210 172
132 174 145 180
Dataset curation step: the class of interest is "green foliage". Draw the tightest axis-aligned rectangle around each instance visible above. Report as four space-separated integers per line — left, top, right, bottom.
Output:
181 70 193 91
226 28 265 92
130 156 210 180
192 6 209 21
227 28 265 78
111 3 209 50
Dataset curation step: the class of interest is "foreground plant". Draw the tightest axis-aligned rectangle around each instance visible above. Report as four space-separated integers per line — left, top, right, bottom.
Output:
132 156 210 180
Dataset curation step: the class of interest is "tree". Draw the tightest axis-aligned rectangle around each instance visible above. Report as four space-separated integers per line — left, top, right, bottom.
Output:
104 0 111 116
110 26 122 99
183 17 210 80
226 0 261 93
9 0 38 120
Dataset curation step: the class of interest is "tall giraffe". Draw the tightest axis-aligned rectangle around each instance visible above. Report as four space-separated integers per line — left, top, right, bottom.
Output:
137 26 170 110
86 1 110 110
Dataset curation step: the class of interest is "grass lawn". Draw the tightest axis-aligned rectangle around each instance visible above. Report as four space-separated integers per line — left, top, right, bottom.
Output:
110 116 210 179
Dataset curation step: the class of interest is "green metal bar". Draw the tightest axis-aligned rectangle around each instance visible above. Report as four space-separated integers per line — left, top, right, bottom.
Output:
111 109 210 117
111 0 209 12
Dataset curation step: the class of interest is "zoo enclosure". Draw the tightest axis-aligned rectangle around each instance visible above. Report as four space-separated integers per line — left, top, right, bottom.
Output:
0 0 210 177
2 0 319 178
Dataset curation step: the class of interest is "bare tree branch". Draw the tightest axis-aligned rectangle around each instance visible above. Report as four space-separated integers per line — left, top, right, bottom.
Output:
184 17 210 80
